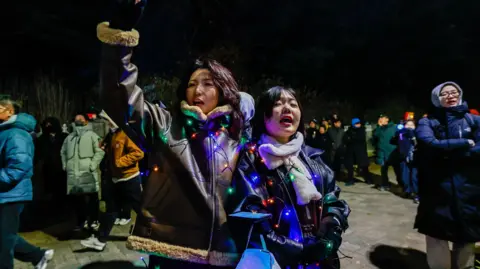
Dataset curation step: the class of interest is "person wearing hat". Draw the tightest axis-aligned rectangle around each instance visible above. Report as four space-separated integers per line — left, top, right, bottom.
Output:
344 118 371 186
414 81 480 269
328 118 346 178
372 114 399 190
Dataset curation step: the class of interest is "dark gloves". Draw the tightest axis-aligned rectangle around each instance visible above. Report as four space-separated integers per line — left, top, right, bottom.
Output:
110 0 147 31
302 216 343 262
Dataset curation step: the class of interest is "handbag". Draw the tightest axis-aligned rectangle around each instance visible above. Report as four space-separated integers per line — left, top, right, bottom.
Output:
231 212 281 269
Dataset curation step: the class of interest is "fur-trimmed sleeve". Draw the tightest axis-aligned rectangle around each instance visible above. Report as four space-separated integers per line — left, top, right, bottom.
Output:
97 22 171 150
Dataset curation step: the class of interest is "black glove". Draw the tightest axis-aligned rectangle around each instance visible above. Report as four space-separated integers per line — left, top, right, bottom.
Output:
303 235 338 262
317 216 343 254
110 0 147 31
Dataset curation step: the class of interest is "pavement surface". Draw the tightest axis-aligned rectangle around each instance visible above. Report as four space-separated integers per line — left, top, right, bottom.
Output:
13 165 478 269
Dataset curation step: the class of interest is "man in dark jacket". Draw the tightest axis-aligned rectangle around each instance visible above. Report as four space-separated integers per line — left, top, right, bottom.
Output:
391 120 419 203
415 82 479 269
305 119 318 148
372 114 399 190
0 100 54 269
35 117 68 204
328 119 345 178
344 118 371 186
315 125 333 166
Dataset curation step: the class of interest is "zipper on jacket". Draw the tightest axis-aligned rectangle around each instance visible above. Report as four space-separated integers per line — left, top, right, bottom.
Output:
206 136 216 253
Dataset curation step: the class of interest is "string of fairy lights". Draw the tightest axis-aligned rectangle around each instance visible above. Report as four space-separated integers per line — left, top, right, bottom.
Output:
141 114 334 265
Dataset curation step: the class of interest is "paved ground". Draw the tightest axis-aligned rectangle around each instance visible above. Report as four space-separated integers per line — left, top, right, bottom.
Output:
14 165 478 269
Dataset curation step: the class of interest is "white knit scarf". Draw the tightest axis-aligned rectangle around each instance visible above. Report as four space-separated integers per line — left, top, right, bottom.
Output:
258 133 322 205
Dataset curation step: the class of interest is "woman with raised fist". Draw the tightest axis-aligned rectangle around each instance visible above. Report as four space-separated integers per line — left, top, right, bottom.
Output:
90 1 255 268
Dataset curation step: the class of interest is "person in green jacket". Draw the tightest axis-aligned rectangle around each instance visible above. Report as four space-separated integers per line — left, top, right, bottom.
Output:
61 113 105 232
372 114 399 190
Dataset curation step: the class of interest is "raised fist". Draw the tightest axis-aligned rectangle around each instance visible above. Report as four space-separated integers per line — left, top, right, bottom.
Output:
110 0 147 31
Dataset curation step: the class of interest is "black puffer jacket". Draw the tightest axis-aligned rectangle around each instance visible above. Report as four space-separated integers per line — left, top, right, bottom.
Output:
228 145 350 268
97 22 255 266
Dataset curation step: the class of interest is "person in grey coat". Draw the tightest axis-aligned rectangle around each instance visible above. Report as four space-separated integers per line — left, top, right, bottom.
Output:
61 113 105 231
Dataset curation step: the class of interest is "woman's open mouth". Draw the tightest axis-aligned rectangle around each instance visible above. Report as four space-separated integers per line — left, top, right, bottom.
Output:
279 115 293 126
193 99 204 106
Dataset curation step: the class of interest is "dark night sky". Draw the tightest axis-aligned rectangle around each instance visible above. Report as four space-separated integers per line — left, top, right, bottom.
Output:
4 0 480 114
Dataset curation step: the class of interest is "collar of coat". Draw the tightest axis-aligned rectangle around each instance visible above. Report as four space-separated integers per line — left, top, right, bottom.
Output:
180 101 232 122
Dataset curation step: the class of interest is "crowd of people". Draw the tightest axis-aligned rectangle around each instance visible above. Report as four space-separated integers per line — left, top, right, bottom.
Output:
304 113 419 202
1 1 479 269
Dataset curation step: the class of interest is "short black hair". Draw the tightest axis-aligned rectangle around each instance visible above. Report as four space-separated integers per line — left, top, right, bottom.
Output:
379 113 389 119
252 86 305 141
74 112 90 122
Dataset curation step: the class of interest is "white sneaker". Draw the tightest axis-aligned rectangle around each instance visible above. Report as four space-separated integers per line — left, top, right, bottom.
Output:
114 218 121 225
90 221 100 230
119 218 131 226
80 236 106 251
35 249 54 269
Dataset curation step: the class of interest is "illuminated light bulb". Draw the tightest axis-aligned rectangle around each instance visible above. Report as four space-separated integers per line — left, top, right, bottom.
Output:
274 224 279 229
285 210 291 216
268 180 274 186
267 198 275 204
209 132 214 137
397 124 404 130
153 165 159 172
289 174 295 181
224 164 228 168
318 206 322 210
261 159 265 163
191 133 197 139
214 145 219 150
227 187 234 194
262 200 267 207
221 127 226 131
215 131 220 136
186 119 193 126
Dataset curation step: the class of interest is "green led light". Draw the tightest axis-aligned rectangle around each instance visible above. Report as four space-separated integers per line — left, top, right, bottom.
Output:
289 174 295 181
186 119 193 126
227 187 234 194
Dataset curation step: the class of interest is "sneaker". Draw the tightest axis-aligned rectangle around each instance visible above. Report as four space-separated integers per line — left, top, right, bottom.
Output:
114 218 121 225
119 218 131 226
83 221 89 229
91 221 100 230
35 249 54 269
80 235 106 251
413 196 420 204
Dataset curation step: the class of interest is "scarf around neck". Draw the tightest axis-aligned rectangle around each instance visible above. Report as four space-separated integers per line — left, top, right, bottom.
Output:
258 133 322 205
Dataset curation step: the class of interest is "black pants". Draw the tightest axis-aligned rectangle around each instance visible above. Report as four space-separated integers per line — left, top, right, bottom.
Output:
98 176 142 242
380 161 401 188
70 193 99 226
0 203 45 269
148 255 234 269
347 165 371 183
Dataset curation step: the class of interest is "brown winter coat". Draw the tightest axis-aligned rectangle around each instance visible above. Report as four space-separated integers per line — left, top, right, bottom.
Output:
96 22 255 266
109 130 144 179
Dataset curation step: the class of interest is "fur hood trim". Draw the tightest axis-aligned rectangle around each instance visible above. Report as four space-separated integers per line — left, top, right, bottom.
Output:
97 22 139 47
126 236 239 266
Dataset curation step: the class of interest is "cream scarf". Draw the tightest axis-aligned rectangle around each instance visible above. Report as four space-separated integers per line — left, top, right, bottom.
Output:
258 133 322 205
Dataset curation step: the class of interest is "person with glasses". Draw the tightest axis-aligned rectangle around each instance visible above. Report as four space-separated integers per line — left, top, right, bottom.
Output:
415 82 480 269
